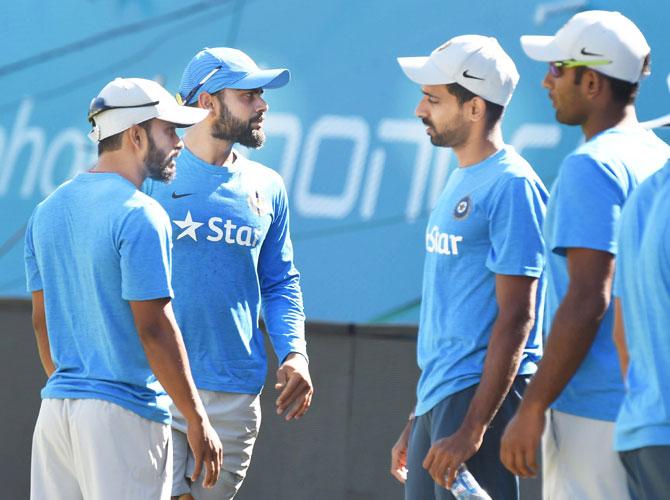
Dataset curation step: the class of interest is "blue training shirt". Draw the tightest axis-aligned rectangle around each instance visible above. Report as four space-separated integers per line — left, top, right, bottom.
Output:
614 161 670 451
145 148 306 394
24 173 174 424
544 127 669 421
415 146 548 417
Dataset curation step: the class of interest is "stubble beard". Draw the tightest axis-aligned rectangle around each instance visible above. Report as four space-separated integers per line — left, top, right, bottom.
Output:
555 107 586 126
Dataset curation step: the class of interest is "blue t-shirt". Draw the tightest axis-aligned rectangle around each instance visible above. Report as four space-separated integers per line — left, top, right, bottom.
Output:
415 146 548 417
614 161 670 451
24 173 174 424
144 148 306 394
544 127 669 421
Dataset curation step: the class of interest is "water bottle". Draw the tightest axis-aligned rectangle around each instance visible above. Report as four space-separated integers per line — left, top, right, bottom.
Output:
447 464 492 500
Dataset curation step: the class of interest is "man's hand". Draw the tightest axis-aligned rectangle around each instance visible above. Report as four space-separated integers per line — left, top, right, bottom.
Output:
423 426 483 489
390 420 412 483
275 353 313 420
187 418 223 489
500 404 544 478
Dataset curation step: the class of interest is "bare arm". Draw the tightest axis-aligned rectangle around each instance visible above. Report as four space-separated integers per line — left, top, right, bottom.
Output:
613 297 629 381
130 298 222 488
519 248 614 412
31 290 55 377
423 274 538 488
460 275 538 434
501 248 614 477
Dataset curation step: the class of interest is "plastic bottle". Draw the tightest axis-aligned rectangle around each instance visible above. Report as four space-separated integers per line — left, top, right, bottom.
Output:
447 464 492 500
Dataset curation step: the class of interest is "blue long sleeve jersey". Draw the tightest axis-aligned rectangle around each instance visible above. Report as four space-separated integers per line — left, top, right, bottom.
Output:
144 148 306 394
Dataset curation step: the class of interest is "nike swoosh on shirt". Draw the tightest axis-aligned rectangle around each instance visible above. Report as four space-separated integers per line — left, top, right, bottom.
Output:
462 70 485 81
171 192 194 199
580 47 604 57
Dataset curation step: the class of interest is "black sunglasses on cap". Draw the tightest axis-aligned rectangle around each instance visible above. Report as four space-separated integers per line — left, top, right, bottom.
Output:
87 97 159 125
176 65 223 106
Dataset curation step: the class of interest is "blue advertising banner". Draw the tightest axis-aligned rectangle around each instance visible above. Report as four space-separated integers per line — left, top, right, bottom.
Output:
1 0 669 323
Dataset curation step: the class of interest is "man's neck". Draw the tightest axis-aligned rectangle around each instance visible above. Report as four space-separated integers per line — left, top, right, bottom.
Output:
183 123 236 166
582 103 638 141
92 154 144 188
453 128 504 168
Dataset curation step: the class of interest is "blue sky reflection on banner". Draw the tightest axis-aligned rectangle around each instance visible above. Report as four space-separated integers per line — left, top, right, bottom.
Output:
1 0 669 323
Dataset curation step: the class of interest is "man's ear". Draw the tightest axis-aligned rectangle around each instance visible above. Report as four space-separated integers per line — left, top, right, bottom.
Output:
584 69 604 99
468 96 487 123
198 91 216 111
126 124 146 151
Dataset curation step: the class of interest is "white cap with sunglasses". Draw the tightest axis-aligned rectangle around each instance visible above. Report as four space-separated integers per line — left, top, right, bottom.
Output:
520 10 650 83
88 77 209 143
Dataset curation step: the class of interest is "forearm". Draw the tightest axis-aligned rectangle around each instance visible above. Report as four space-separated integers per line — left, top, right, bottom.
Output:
613 337 629 382
461 313 533 435
31 292 55 378
270 328 307 364
138 318 206 423
613 298 629 380
34 328 55 377
262 277 306 362
521 292 607 410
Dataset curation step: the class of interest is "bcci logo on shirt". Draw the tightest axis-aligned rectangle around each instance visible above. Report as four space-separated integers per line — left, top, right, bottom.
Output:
453 196 471 220
248 190 271 217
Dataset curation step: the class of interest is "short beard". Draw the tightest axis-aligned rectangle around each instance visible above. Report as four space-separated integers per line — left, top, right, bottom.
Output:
211 94 265 149
144 133 175 183
424 118 469 148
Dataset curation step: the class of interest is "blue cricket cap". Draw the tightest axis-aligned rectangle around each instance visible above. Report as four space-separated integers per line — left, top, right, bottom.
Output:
178 47 290 105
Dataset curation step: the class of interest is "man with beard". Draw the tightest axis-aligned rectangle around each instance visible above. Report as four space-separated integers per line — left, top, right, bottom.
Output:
390 36 548 499
144 48 312 500
26 77 222 499
501 12 670 499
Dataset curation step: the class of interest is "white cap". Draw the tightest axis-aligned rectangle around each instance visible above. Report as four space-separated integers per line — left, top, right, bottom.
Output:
88 77 209 142
520 10 650 83
397 35 520 106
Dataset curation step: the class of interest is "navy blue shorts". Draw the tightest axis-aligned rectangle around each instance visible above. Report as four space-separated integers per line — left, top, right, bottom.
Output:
405 376 529 500
620 446 670 500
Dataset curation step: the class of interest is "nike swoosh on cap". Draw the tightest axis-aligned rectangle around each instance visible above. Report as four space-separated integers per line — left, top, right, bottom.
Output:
172 192 194 199
580 47 604 57
462 70 485 81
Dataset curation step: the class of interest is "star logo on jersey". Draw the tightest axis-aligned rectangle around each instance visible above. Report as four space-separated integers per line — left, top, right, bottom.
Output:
453 196 472 220
173 210 204 241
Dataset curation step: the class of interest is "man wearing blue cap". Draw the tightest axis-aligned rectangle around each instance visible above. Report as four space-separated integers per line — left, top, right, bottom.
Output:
144 47 312 500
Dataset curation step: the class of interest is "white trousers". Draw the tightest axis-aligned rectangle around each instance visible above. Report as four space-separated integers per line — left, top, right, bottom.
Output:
31 398 172 500
171 390 261 500
542 409 630 500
